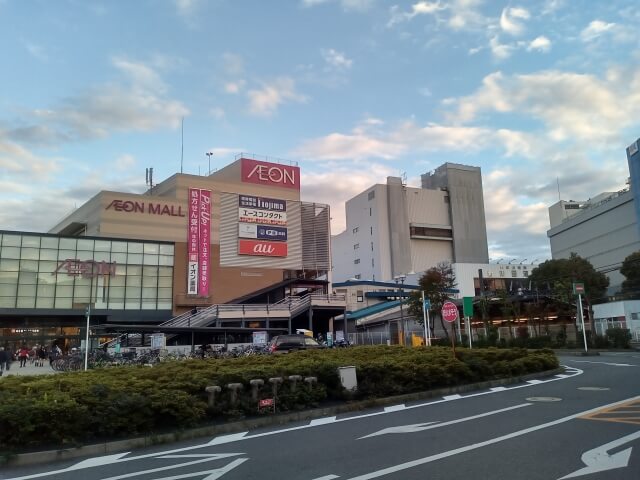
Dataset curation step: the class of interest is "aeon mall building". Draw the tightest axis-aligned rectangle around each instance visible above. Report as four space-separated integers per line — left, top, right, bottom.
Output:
0 156 334 350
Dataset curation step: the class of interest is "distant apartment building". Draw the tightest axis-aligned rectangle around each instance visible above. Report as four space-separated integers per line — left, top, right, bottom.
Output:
547 137 640 293
332 163 489 283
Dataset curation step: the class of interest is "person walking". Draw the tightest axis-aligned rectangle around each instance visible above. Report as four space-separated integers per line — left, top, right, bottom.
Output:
18 345 29 368
37 345 47 367
0 347 8 376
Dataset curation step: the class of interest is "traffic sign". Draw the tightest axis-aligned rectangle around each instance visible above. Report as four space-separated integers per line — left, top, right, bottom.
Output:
423 299 431 310
573 282 585 295
441 301 458 323
463 297 473 317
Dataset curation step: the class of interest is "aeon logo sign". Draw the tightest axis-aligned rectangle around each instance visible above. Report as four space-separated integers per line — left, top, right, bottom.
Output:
238 239 288 257
241 158 300 190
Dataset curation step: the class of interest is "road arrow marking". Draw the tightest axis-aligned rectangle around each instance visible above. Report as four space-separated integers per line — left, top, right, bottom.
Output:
359 403 531 439
558 430 640 479
360 422 438 439
148 458 248 480
571 360 636 367
69 452 130 469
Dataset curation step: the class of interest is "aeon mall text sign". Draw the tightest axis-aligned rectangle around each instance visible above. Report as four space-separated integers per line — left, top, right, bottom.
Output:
240 158 300 190
105 199 186 217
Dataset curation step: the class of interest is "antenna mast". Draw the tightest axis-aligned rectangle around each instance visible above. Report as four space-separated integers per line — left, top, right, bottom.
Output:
180 117 184 174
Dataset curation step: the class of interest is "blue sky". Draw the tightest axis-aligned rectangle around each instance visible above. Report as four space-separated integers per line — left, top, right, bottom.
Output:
1 0 639 263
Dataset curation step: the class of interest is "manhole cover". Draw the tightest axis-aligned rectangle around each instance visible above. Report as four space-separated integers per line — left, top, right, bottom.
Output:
526 397 562 402
578 387 610 391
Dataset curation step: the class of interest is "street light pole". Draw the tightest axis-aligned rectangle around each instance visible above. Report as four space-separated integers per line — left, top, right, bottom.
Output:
206 152 213 175
394 275 406 345
84 305 90 370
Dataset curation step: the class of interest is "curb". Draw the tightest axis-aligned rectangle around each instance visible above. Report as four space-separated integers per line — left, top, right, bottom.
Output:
4 367 564 468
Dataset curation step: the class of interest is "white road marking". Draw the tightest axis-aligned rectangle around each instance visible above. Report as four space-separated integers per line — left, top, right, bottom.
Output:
570 360 636 367
310 416 337 426
69 452 130 469
558 430 640 479
97 454 245 480
207 432 248 446
6 366 583 480
443 394 462 400
341 395 640 480
149 458 248 480
310 476 340 480
527 380 544 384
384 404 405 412
555 374 569 378
490 387 507 392
359 403 530 439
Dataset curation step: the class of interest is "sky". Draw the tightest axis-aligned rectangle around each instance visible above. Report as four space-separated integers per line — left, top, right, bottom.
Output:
1 0 639 264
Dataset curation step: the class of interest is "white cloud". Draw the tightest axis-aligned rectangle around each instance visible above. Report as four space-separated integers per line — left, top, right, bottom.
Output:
209 107 225 119
115 154 136 171
295 132 406 160
224 80 245 94
174 0 201 18
111 56 167 93
0 139 61 178
206 147 245 158
302 0 374 11
527 36 551 52
580 20 616 42
388 1 444 27
499 7 530 36
24 42 48 61
247 77 307 116
448 68 640 143
489 36 514 60
321 49 353 69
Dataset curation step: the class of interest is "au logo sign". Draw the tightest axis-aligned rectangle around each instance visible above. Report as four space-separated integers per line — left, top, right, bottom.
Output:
238 239 288 257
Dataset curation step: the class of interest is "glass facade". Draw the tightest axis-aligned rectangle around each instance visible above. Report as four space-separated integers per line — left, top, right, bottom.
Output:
0 232 174 311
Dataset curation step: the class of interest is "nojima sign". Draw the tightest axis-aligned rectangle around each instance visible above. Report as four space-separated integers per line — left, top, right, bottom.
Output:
241 158 300 190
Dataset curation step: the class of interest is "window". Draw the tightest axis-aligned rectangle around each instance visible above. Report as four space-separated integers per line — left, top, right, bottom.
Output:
354 259 360 264
353 243 360 250
499 271 504 277
369 208 372 216
523 271 529 277
371 258 374 267
632 313 639 320
409 226 452 238
444 196 449 203
371 242 374 251
511 270 517 277
370 226 373 235
356 290 364 302
368 191 375 201
352 227 359 234
355 274 361 279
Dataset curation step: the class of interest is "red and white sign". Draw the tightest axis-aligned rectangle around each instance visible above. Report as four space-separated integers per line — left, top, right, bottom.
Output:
239 239 288 257
441 301 459 323
241 158 300 190
187 188 200 295
198 190 211 296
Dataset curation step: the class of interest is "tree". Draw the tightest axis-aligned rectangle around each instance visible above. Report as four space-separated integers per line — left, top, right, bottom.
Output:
528 253 609 333
407 262 457 340
620 250 640 297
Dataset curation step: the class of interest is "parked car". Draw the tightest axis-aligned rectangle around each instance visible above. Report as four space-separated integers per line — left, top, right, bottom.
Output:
268 334 325 353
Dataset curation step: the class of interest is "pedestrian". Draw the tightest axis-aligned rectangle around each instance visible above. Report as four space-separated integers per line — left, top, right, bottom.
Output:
37 345 47 367
18 345 29 368
0 347 7 376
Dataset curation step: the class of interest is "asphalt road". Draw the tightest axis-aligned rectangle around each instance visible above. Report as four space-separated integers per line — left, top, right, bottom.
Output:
3 351 640 480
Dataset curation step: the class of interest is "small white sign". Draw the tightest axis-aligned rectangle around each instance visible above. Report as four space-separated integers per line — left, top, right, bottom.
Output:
628 140 639 157
239 223 257 239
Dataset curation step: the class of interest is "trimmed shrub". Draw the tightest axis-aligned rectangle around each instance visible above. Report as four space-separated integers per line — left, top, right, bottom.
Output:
0 346 558 450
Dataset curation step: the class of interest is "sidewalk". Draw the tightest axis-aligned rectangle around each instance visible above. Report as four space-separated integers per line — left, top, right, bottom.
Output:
1 360 58 377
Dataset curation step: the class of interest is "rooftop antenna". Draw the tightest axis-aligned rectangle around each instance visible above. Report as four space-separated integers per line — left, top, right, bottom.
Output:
556 177 561 201
180 117 184 174
401 171 407 186
145 167 154 194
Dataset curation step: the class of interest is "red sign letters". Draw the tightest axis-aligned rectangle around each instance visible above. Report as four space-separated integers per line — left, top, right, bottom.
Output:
240 158 300 190
238 239 288 257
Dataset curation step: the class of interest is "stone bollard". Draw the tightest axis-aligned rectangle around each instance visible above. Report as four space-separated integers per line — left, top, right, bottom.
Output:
249 379 264 402
268 377 283 398
204 385 221 408
227 383 243 407
288 375 302 392
304 376 318 388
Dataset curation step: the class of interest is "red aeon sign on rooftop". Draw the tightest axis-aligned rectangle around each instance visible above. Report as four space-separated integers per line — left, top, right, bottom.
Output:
241 158 300 190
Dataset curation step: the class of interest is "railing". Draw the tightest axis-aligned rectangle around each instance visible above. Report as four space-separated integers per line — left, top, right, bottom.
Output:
159 294 346 329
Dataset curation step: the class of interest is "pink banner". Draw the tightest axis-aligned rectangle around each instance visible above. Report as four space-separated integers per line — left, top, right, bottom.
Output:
187 188 200 295
198 190 211 296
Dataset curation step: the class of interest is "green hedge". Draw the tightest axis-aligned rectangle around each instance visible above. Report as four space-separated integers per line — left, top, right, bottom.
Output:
0 346 558 451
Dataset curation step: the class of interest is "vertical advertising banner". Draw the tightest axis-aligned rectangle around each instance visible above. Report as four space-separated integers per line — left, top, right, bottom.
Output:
187 188 200 295
199 190 211 296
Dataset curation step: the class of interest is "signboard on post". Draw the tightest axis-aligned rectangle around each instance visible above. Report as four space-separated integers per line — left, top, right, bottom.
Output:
463 297 474 317
572 282 585 295
442 301 459 323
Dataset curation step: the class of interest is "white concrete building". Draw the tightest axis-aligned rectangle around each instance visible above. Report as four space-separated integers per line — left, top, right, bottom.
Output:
593 300 640 340
332 163 489 284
